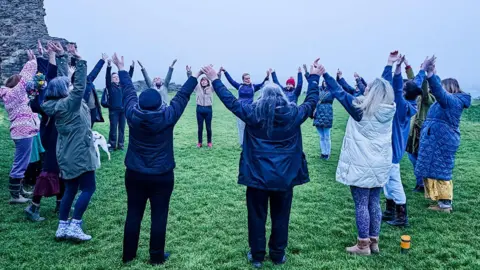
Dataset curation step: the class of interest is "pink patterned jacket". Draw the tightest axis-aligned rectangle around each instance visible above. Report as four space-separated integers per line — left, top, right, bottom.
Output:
0 60 40 140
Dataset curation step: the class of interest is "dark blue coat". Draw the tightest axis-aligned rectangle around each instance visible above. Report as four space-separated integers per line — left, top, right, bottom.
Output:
106 65 134 111
83 59 106 122
223 71 268 104
415 75 471 180
272 71 303 104
120 71 197 175
337 77 366 97
313 86 334 128
212 75 320 191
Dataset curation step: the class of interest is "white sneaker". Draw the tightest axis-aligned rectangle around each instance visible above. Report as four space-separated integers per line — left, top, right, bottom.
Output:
9 195 30 204
55 220 69 241
67 219 92 242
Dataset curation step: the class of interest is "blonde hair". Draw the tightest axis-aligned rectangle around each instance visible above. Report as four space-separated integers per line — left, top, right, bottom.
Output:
442 78 463 94
353 78 394 117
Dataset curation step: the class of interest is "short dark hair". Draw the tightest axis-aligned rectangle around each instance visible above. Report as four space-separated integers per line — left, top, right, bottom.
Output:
242 73 250 80
5 74 21 88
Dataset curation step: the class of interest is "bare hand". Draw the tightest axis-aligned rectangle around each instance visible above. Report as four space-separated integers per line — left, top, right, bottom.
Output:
171 59 177 67
112 53 125 70
201 65 218 81
421 55 436 71
404 56 409 67
354 72 359 79
303 64 308 72
53 42 65 55
388 50 400 65
310 58 325 76
26 50 36 61
46 42 55 55
137 60 144 69
37 40 45 56
269 68 273 74
219 66 225 73
186 65 192 73
396 54 405 67
67 44 81 59
298 67 301 73
68 66 76 79
131 60 135 68
102 53 109 61
337 69 343 79
108 59 112 66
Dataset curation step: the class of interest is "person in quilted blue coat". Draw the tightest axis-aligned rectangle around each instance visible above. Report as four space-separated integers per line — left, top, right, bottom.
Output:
313 81 334 159
415 56 471 213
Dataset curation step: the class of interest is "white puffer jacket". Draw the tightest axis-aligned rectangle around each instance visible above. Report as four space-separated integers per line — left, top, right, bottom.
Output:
336 103 396 188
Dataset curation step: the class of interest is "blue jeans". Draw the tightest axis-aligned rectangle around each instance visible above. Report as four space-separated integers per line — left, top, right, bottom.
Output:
10 137 33 179
408 153 423 187
316 127 331 155
108 110 126 149
384 164 406 204
350 186 382 238
59 171 96 221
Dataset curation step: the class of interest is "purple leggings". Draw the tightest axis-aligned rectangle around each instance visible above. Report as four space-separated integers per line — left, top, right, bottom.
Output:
350 186 382 239
10 137 33 179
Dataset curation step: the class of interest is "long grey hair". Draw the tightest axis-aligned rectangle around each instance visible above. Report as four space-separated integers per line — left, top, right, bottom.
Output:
253 82 291 137
45 76 70 99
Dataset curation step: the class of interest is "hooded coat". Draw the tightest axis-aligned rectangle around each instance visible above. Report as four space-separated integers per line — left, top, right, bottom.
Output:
212 75 319 191
120 70 197 175
41 60 99 180
323 72 396 188
415 74 471 180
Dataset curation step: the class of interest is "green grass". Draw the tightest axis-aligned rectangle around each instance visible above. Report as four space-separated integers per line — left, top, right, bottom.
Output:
0 96 479 270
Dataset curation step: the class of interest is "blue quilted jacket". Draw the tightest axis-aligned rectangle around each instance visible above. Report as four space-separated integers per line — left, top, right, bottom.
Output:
313 87 334 128
415 75 471 180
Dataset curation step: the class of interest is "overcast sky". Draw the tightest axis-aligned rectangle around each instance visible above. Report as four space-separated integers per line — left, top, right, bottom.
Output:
44 0 479 94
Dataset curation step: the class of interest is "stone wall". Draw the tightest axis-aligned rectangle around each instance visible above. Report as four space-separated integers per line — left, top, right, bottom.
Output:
0 0 70 83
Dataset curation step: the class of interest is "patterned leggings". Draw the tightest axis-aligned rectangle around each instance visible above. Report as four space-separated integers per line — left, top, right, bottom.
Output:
350 186 382 239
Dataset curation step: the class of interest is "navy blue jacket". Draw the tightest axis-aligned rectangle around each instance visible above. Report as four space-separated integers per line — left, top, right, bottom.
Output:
415 73 471 180
272 71 303 104
106 65 134 111
30 61 60 173
224 71 268 104
313 86 334 128
212 74 320 191
120 71 197 175
337 77 366 97
381 66 418 164
83 59 106 121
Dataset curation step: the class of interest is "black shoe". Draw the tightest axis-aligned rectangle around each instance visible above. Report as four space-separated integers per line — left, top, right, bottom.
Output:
382 199 395 221
272 255 287 265
108 147 115 152
247 251 263 268
387 204 409 227
148 252 170 265
413 185 425 193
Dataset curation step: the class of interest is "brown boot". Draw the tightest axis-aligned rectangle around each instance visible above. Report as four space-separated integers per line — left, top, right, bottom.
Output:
370 237 379 254
346 238 371 256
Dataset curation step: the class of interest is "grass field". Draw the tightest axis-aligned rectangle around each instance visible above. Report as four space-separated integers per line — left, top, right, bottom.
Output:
0 94 479 270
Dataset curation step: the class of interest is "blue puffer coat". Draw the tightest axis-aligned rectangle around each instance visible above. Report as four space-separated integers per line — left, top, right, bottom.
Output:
415 75 471 180
313 87 334 128
212 75 320 191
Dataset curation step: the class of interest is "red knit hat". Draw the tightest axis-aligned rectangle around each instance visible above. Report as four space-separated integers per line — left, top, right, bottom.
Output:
286 77 295 87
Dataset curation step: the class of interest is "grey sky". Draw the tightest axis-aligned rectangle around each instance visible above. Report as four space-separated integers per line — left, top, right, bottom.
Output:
45 0 480 94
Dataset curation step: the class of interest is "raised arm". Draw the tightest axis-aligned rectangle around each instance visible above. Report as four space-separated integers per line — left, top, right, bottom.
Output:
413 61 433 106
253 71 270 91
356 77 366 96
297 73 319 122
87 54 107 83
325 72 362 121
106 61 112 90
138 61 153 89
62 45 87 112
164 76 198 125
163 59 176 87
294 70 303 97
337 77 356 95
223 70 241 90
56 54 69 77
271 70 283 88
426 75 457 109
13 51 37 97
212 79 251 122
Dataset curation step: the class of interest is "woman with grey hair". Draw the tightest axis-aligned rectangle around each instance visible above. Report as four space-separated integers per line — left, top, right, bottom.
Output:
41 44 98 242
201 60 321 268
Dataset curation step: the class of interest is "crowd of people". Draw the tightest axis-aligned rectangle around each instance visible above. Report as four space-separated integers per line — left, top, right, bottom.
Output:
0 41 472 267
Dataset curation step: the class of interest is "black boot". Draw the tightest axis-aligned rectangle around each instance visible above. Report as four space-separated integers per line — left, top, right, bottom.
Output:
54 200 61 214
9 177 30 204
387 204 409 227
382 199 395 221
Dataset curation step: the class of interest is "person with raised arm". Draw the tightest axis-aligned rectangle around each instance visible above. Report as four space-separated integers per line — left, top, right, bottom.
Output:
270 67 303 104
312 79 334 160
113 53 198 265
323 54 396 256
24 41 66 222
218 67 270 146
138 59 177 106
204 59 320 267
414 56 471 213
186 65 220 148
104 59 134 151
0 50 39 205
405 57 435 193
336 69 366 97
381 52 419 228
41 44 98 242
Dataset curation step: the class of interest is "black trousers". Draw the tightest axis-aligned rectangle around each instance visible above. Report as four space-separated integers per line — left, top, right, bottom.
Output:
108 110 126 149
196 105 212 144
90 108 96 128
246 187 293 263
123 169 174 263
